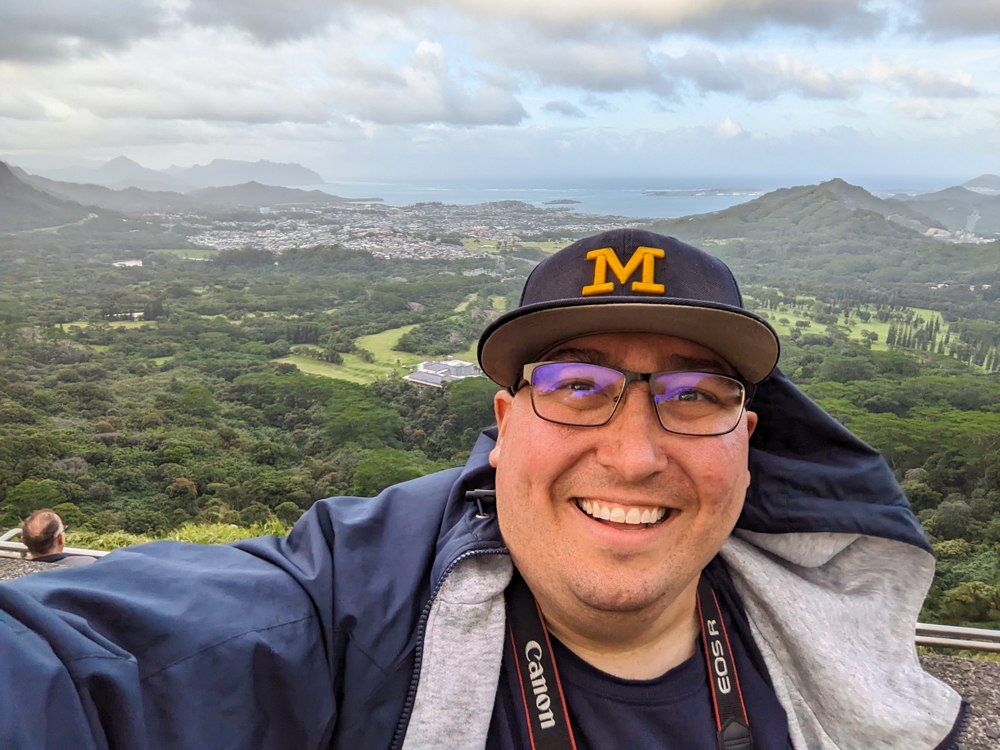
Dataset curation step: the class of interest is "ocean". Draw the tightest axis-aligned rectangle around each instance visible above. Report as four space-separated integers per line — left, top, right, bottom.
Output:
309 183 763 219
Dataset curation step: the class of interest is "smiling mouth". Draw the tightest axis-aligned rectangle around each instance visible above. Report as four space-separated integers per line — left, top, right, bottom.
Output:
575 498 674 530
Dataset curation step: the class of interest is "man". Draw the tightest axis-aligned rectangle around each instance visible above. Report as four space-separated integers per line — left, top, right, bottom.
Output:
0 230 963 749
19 509 96 567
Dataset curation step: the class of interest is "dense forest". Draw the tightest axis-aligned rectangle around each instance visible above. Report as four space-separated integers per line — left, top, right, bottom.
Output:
3 196 1000 631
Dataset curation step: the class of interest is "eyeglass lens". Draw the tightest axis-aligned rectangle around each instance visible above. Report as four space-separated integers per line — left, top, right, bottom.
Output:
529 362 745 435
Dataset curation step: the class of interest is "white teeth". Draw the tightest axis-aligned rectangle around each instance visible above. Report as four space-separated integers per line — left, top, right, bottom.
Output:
576 500 669 526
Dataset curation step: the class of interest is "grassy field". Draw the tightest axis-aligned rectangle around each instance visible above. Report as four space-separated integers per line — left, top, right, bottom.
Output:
279 324 479 384
454 293 478 312
755 303 949 353
67 319 155 330
356 325 422 367
276 354 377 384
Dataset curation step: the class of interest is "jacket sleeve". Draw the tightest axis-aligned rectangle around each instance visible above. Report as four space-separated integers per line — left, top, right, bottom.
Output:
0 537 337 749
0 462 473 750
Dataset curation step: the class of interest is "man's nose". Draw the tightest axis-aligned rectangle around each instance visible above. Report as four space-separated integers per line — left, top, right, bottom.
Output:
594 381 671 481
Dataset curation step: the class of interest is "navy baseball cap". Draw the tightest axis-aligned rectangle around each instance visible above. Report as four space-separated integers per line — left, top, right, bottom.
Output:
478 229 779 388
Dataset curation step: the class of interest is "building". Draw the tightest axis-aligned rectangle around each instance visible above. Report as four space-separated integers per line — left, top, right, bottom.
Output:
403 359 481 388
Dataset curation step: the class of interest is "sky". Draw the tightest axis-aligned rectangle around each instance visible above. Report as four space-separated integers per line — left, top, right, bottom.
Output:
1 0 999 189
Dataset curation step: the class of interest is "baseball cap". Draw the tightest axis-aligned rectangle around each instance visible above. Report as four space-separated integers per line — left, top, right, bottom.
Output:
478 229 779 388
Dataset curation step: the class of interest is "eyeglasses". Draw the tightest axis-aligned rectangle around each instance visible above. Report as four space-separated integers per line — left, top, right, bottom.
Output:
519 361 752 436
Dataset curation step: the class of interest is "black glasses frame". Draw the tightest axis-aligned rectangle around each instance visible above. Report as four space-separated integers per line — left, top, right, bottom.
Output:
516 361 755 437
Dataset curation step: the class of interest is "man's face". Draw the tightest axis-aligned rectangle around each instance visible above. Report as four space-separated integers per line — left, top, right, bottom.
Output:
490 332 757 617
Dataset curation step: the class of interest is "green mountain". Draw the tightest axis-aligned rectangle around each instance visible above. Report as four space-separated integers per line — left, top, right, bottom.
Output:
902 186 1000 237
187 181 370 207
10 166 198 213
647 179 993 287
0 160 92 232
652 178 943 245
964 174 1000 191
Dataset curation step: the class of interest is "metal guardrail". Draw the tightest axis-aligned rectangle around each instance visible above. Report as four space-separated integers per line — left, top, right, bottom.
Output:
0 533 109 560
916 623 1000 653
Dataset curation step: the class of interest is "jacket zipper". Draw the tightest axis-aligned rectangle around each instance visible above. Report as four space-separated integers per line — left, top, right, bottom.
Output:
388 546 508 750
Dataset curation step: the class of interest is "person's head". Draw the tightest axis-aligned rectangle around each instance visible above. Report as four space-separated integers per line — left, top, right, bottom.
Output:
21 509 65 558
477 229 779 622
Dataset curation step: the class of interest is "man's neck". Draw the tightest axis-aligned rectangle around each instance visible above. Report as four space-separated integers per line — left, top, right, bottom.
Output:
538 575 702 681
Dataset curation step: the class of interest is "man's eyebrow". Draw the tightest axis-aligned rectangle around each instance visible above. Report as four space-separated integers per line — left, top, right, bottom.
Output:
542 348 736 376
666 355 737 376
543 347 612 366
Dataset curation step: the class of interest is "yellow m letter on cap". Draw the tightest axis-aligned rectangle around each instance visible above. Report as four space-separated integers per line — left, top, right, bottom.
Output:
582 246 666 296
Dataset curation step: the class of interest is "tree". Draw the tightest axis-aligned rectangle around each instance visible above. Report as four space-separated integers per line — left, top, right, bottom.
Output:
942 582 1000 623
240 503 274 527
274 501 303 526
51 502 87 529
933 500 973 540
351 450 424 497
2 479 64 519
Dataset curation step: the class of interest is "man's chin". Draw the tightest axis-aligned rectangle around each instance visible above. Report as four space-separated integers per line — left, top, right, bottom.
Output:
569 578 667 615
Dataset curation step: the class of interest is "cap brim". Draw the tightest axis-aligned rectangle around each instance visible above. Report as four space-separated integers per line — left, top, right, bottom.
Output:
479 299 779 388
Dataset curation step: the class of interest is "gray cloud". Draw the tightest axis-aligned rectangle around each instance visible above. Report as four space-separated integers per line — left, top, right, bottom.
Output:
580 93 615 111
481 28 674 96
425 0 885 40
0 0 167 62
543 101 586 117
909 0 1000 37
182 0 350 44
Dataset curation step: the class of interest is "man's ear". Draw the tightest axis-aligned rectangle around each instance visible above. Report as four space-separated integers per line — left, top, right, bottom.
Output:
745 409 758 440
490 390 514 468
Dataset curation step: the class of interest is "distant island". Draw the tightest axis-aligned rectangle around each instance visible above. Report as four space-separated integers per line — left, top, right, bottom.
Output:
644 189 763 197
543 199 581 205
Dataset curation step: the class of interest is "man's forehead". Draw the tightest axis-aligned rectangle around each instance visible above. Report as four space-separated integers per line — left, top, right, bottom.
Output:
541 333 737 375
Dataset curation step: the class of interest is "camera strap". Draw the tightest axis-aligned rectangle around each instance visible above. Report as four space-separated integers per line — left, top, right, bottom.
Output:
504 569 754 750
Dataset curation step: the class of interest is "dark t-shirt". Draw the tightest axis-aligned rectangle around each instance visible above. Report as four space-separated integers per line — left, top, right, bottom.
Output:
32 553 96 567
486 557 792 750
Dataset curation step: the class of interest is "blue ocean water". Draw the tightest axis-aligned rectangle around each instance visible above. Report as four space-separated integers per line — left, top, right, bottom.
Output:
309 182 762 219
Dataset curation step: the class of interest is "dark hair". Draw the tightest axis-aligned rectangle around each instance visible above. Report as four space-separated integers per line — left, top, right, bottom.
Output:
21 509 63 556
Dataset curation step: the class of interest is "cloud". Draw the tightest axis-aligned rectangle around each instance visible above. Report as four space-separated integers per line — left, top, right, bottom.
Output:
419 0 885 39
182 0 352 44
837 106 866 118
908 0 1000 37
580 93 615 111
7 27 526 129
482 29 673 95
714 117 746 138
0 0 168 62
542 101 586 117
890 98 954 120
663 48 862 100
870 57 978 98
0 89 48 120
336 41 528 126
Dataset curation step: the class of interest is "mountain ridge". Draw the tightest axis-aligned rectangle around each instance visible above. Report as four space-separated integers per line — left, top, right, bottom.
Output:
27 157 325 192
0 160 94 232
